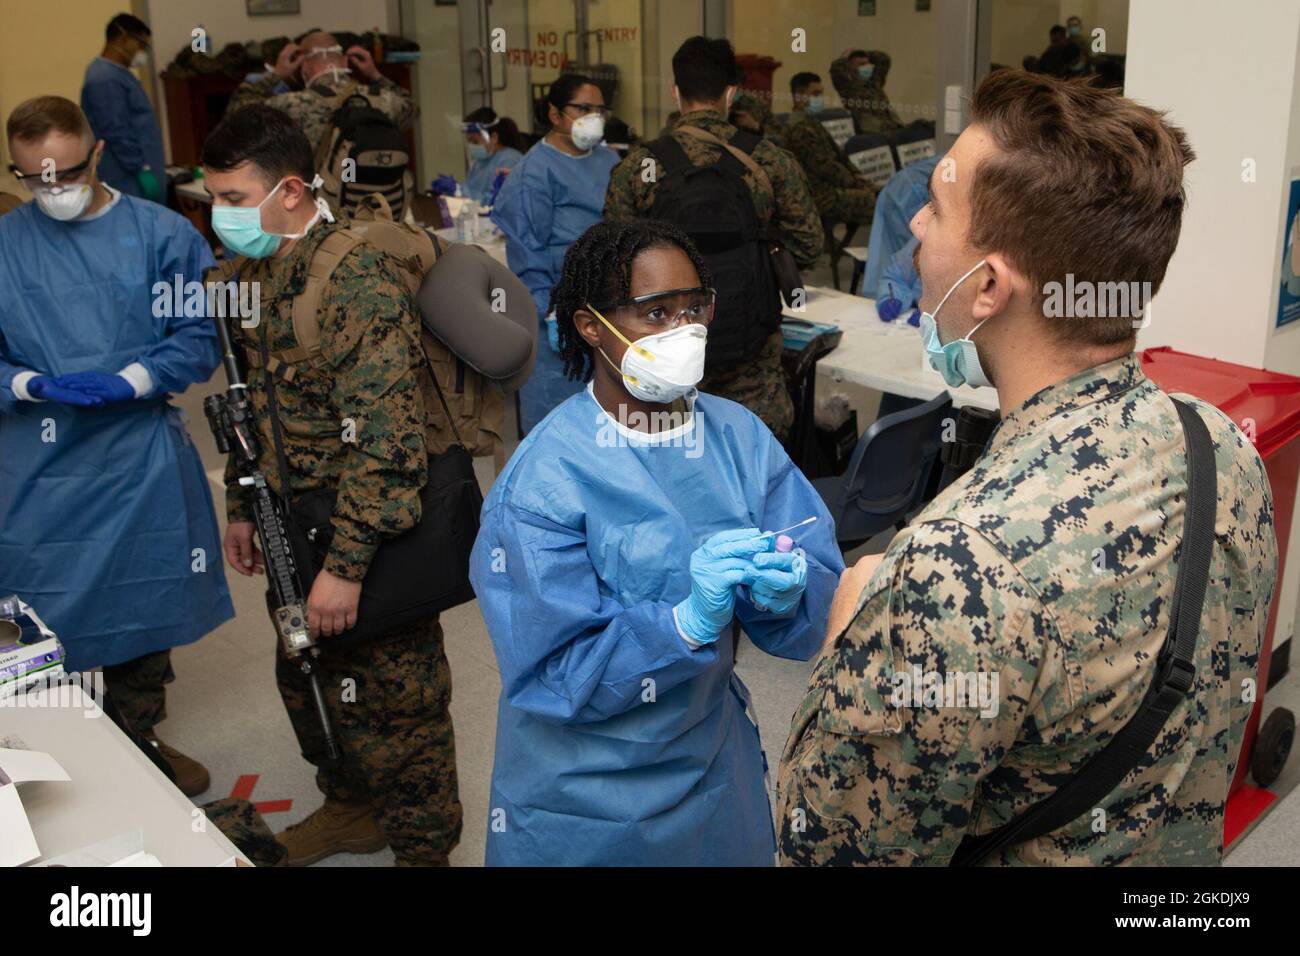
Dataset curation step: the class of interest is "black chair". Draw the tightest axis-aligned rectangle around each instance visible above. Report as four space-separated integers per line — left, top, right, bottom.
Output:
822 217 861 291
888 119 937 169
844 131 898 191
780 325 843 476
813 391 953 552
814 108 856 152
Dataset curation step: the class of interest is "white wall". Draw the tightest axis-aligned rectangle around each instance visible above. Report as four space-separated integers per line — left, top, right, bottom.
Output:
1127 0 1300 655
1127 0 1300 371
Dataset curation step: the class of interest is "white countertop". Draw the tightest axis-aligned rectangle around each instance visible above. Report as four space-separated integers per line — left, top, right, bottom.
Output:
790 285 999 411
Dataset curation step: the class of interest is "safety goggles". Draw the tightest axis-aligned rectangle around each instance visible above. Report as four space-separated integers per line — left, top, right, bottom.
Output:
303 44 344 59
593 287 716 332
460 119 499 135
564 102 609 118
8 148 96 189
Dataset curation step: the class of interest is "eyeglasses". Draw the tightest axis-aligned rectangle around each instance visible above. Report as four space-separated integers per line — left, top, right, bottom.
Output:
8 148 96 189
564 102 609 118
595 287 716 331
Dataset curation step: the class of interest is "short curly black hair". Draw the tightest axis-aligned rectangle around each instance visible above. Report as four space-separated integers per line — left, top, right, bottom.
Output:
550 219 712 382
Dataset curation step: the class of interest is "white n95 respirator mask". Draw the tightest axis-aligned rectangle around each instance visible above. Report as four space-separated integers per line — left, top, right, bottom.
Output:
570 114 605 151
35 184 94 221
587 303 707 403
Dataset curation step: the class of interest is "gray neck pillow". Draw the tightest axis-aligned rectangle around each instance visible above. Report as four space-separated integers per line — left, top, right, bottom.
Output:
416 242 538 392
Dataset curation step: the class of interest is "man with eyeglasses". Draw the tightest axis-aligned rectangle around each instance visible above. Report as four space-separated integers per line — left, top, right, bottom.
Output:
0 96 233 795
81 13 165 203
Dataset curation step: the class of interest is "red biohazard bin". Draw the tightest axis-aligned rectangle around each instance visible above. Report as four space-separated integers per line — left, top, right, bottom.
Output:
735 54 781 101
1141 347 1300 846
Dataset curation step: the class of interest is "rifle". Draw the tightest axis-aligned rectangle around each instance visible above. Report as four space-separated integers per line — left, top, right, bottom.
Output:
203 308 341 764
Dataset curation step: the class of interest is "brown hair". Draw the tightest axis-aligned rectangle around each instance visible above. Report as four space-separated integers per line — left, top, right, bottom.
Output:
967 70 1194 346
6 96 93 145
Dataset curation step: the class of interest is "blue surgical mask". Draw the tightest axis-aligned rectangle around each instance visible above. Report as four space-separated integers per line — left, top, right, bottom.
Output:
919 259 993 388
857 63 875 81
211 175 332 259
467 142 490 161
806 95 825 113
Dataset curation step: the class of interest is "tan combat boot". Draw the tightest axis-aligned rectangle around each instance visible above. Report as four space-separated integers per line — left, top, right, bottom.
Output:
276 797 388 866
142 730 210 797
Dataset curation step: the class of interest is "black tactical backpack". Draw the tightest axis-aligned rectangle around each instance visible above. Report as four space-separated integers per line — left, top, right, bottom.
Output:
645 127 783 372
314 86 412 221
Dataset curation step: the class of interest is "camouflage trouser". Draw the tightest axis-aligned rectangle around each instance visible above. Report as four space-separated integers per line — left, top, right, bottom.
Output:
201 797 287 866
823 187 877 228
275 615 463 865
701 330 794 442
102 649 173 734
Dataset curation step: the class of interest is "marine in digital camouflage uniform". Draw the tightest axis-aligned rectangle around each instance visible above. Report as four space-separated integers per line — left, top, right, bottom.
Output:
783 107 877 225
213 213 462 866
227 72 414 157
778 355 1277 865
604 109 823 441
729 90 786 148
201 797 288 866
830 52 904 136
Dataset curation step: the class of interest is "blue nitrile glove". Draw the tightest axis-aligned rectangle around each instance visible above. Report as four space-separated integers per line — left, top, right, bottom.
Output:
877 296 903 321
546 315 561 353
25 375 104 407
674 527 770 645
136 167 163 202
906 307 921 327
748 549 808 614
431 174 459 196
53 371 136 404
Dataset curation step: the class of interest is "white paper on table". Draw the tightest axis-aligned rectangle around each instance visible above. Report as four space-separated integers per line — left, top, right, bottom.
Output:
0 747 70 784
0 784 40 866
39 828 152 867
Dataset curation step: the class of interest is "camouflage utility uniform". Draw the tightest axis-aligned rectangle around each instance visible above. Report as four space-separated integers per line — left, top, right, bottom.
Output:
783 107 877 225
202 797 288 866
214 216 462 865
227 75 414 154
778 355 1277 865
604 110 824 442
830 53 904 135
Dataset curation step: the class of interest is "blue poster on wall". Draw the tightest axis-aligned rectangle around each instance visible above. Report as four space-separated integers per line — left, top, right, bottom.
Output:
1279 174 1300 328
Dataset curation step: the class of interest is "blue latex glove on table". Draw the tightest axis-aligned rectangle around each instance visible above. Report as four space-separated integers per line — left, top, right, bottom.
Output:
430 174 459 196
748 549 808 614
52 371 136 404
24 375 104 407
674 528 771 645
877 296 903 321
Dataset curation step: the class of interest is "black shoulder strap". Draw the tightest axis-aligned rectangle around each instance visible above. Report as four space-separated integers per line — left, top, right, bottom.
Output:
645 135 693 177
728 128 762 155
950 397 1217 866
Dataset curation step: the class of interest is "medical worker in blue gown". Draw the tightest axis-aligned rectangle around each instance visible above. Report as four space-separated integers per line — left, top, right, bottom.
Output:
470 220 845 866
0 97 232 792
490 73 619 435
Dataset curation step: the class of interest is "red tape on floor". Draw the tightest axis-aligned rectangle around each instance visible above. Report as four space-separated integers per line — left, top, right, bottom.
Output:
229 773 293 814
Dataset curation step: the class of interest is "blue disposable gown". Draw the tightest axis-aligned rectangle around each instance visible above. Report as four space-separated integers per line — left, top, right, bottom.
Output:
82 58 167 201
470 387 845 866
490 141 619 434
0 193 234 669
860 154 939 299
466 146 523 206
